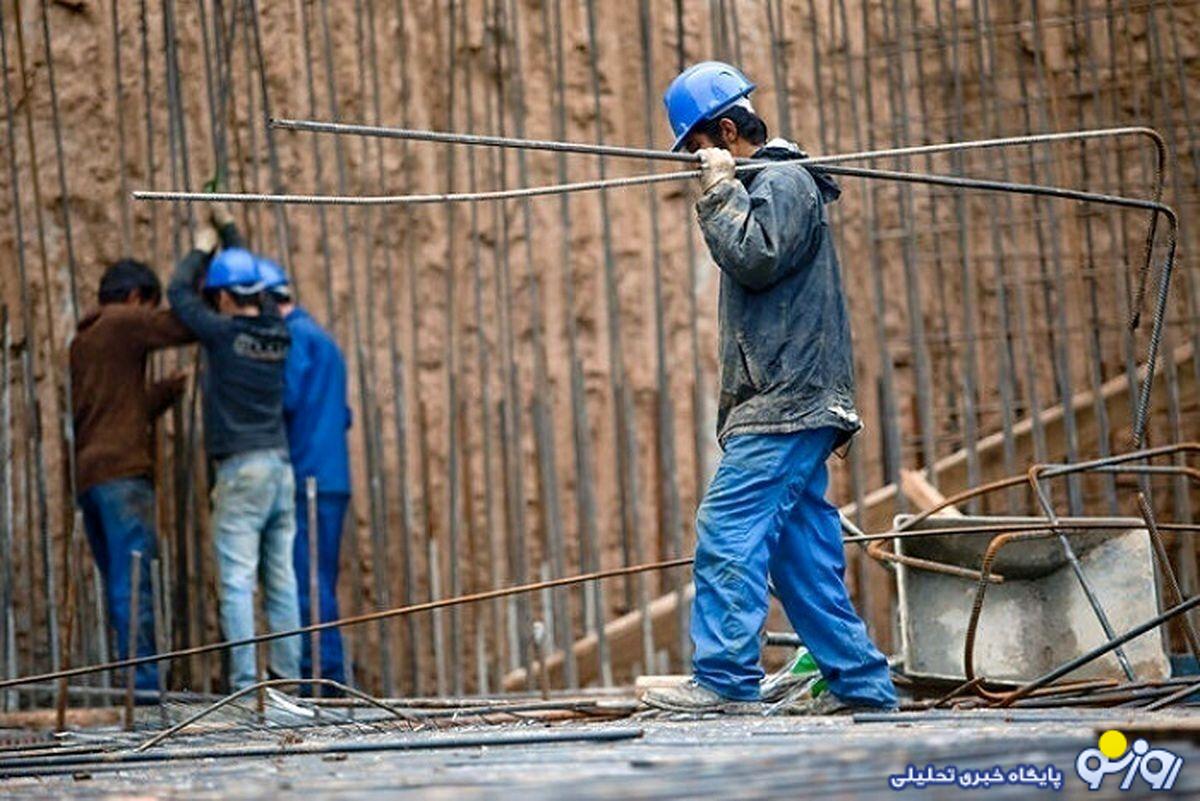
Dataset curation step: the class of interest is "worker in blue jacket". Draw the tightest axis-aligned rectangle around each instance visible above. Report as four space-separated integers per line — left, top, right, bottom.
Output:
643 62 897 715
257 258 351 687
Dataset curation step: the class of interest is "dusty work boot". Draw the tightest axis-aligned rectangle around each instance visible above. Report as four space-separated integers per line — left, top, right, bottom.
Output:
789 691 898 716
641 679 762 715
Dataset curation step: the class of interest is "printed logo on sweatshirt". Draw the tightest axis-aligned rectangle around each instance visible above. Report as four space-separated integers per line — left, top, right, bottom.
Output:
232 332 288 362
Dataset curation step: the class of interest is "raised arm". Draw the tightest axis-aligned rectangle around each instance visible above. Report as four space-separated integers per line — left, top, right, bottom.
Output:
134 307 195 350
167 226 231 343
695 164 826 292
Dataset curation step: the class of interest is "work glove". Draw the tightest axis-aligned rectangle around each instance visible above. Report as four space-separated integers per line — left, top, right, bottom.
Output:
697 147 736 194
193 224 219 254
209 200 235 230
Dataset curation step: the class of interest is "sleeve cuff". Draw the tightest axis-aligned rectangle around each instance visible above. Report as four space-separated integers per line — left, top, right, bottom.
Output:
694 177 740 217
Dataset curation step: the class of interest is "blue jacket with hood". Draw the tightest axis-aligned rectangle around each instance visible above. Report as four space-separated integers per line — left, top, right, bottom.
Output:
283 307 352 495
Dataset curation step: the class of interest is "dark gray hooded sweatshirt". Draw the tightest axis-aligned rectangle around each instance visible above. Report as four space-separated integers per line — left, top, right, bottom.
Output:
695 138 861 449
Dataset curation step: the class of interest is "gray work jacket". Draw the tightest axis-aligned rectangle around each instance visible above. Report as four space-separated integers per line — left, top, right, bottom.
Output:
696 138 861 449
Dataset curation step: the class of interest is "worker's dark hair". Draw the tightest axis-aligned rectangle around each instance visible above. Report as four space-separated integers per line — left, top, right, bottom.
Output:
693 104 769 148
98 259 162 305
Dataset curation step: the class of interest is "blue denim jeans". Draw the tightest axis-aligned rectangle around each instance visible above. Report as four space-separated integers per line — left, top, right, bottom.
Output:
691 429 896 707
293 491 348 685
78 477 159 690
212 448 301 690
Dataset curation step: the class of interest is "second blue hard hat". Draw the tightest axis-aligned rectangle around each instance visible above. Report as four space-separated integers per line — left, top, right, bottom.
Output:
205 247 263 294
255 256 288 289
663 61 756 152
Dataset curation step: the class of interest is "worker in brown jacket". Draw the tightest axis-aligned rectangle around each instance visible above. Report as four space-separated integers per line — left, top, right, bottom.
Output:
70 258 193 690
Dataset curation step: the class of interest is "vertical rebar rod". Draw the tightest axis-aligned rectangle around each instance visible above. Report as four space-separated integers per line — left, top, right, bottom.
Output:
939 0 984 511
19 426 33 687
764 0 793 141
124 551 142 731
1149 0 1200 614
965 0 1026 514
464 0 504 692
110 0 134 254
390 0 423 695
675 3 707 599
1010 1 1073 511
0 308 12 712
1097 0 1136 387
1142 4 1194 533
637 0 684 674
161 0 201 692
55 509 85 732
1029 0 1084 513
362 0 406 693
313 0 393 697
898 0 960 473
850 0 904 647
850 0 903 498
138 0 159 262
3 0 59 678
161 0 194 236
158 539 173 670
876 0 938 482
296 0 336 326
443 0 466 697
36 0 79 321
504 0 573 690
707 0 722 58
1061 0 1117 515
539 0 610 686
197 0 224 182
458 395 485 691
149 557 166 726
416 397 447 696
234 0 264 244
824 0 874 631
725 0 743 70
91 565 109 697
489 0 533 681
245 0 294 273
584 0 652 676
352 0 398 700
984 0 1048 482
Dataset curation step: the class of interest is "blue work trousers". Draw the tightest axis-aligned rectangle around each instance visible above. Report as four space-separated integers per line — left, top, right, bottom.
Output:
293 491 348 685
212 449 302 691
79 477 160 691
691 428 896 706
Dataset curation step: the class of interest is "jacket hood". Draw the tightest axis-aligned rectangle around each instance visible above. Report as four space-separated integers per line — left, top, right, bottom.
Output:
752 138 842 204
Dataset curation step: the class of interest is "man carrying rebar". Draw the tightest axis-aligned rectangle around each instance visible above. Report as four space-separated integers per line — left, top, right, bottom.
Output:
71 259 193 692
167 203 301 692
643 62 897 715
256 258 351 689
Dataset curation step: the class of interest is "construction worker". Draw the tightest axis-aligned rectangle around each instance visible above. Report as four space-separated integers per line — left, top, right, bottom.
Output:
71 259 192 691
167 203 300 691
643 62 897 714
257 258 352 688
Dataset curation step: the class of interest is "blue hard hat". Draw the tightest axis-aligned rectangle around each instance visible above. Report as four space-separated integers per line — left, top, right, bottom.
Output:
255 256 288 289
205 247 264 294
663 61 756 152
